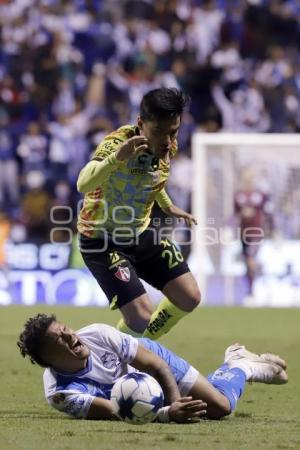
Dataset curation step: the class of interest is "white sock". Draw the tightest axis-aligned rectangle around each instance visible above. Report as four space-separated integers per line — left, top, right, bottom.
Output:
229 360 252 380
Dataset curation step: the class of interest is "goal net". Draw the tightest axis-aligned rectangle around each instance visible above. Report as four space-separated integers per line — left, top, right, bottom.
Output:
190 133 300 307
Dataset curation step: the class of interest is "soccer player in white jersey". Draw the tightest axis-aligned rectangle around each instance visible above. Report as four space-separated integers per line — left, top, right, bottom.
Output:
18 314 288 423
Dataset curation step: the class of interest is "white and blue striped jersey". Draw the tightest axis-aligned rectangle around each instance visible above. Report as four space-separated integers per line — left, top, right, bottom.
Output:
43 324 138 418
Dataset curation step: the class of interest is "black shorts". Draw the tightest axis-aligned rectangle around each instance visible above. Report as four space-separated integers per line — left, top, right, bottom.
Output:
79 230 190 309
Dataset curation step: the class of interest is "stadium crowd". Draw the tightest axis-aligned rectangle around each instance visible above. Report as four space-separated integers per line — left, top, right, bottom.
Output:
0 0 299 244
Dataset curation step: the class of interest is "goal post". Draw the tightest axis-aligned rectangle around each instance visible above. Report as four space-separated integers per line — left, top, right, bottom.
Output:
190 133 300 307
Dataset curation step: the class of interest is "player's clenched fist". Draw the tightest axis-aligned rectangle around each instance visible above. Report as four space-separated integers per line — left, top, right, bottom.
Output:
115 136 149 161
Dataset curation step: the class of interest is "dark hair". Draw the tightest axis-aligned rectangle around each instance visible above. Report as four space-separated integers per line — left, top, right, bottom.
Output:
17 314 56 368
140 88 190 121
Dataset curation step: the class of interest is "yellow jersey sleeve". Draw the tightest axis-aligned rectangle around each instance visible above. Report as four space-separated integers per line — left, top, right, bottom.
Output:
77 126 136 193
156 188 173 209
77 154 121 193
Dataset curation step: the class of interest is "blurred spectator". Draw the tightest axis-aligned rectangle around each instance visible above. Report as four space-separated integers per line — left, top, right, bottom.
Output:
48 101 96 185
0 74 25 120
282 84 300 132
189 0 225 64
52 78 77 118
48 114 73 183
211 41 244 86
17 121 48 175
20 170 52 243
0 212 11 268
211 79 270 132
0 112 19 210
234 169 274 296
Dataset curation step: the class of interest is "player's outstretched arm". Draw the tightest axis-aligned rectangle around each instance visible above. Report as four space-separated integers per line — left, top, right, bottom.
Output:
86 394 207 423
162 204 198 226
131 344 181 404
131 345 207 423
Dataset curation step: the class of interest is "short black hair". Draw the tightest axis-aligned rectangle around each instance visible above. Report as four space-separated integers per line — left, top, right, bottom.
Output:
17 314 56 368
140 88 190 121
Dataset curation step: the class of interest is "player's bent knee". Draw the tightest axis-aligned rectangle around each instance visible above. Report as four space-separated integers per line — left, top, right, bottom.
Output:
217 400 231 418
207 397 231 420
185 288 201 311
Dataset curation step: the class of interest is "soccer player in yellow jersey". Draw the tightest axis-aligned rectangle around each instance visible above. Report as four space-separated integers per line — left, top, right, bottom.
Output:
77 88 201 339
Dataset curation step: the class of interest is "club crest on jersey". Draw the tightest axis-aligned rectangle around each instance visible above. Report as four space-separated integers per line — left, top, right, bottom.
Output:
101 351 119 369
115 266 131 282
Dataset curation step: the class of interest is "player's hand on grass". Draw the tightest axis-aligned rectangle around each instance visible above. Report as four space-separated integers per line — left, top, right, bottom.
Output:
116 136 149 161
169 397 207 423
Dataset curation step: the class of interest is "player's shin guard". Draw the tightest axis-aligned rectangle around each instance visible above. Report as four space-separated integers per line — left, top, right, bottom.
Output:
142 297 188 340
116 318 143 337
207 363 247 412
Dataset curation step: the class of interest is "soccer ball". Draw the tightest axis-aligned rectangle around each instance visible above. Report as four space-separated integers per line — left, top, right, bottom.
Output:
110 372 164 425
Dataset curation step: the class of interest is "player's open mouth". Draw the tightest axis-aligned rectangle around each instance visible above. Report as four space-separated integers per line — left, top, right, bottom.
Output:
71 338 84 354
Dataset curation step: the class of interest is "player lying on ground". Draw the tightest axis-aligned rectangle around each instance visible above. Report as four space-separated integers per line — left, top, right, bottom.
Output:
77 87 200 339
18 314 288 423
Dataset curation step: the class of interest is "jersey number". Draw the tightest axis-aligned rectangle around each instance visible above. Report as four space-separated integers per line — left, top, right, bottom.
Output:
162 244 184 269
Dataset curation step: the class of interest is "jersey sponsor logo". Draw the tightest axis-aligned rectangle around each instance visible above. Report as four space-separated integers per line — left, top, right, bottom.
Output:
211 370 236 382
109 251 126 270
128 153 160 174
109 251 120 264
146 309 171 335
114 266 131 282
101 351 119 370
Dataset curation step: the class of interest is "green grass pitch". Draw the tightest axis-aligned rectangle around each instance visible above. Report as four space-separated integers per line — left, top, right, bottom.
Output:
1 305 300 450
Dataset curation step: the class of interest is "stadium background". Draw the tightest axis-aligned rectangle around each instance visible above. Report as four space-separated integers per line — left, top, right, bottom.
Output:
0 0 300 308
1 2 300 449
